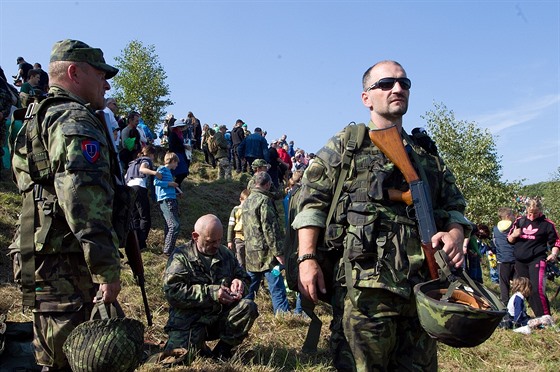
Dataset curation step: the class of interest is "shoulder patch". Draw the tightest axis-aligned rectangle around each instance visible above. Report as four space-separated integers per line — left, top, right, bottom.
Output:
81 140 101 163
305 162 324 183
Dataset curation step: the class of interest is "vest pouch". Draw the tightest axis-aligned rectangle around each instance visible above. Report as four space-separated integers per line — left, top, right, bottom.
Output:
345 202 378 261
25 114 53 184
324 223 346 252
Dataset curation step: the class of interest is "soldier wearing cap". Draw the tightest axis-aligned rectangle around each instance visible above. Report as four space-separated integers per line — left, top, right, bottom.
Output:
11 39 122 371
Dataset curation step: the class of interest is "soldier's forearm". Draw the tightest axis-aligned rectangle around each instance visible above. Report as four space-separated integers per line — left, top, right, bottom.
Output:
297 226 321 255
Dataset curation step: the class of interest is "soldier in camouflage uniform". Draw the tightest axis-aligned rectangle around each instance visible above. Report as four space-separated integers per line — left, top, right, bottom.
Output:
11 40 122 371
247 159 284 201
293 60 471 371
163 214 258 359
215 124 232 180
242 172 290 314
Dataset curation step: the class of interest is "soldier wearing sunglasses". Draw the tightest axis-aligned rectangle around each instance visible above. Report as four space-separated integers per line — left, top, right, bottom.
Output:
293 60 470 371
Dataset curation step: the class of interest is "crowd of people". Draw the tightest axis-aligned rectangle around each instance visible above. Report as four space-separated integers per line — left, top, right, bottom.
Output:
2 40 559 372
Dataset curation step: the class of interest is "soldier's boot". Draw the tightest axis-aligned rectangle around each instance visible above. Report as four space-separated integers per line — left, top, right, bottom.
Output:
212 340 233 360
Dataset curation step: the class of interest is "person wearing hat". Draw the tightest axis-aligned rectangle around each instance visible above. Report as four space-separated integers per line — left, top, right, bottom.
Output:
215 124 232 180
11 39 122 371
14 56 33 83
168 119 191 187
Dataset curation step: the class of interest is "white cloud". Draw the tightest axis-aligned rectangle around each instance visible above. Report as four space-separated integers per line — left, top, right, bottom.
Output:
473 94 560 134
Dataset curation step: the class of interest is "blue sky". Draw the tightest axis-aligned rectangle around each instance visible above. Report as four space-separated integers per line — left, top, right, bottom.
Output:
1 0 558 185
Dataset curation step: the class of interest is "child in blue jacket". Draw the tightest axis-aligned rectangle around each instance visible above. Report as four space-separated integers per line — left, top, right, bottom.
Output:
154 152 181 256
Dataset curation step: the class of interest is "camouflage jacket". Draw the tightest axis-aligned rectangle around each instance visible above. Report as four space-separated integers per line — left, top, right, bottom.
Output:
242 188 283 272
11 86 121 302
163 240 250 330
214 131 229 159
293 122 470 298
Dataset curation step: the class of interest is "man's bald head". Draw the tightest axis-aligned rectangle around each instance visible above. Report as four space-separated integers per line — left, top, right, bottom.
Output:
193 214 223 256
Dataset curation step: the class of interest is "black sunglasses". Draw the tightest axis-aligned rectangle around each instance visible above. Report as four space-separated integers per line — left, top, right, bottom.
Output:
365 77 412 92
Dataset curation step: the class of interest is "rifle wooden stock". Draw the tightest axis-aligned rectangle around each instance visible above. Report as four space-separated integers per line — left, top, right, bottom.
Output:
125 229 153 326
369 126 419 184
369 126 439 280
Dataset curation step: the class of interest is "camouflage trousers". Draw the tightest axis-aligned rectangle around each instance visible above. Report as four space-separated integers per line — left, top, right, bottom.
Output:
165 299 258 352
33 302 94 370
343 288 437 372
217 157 232 180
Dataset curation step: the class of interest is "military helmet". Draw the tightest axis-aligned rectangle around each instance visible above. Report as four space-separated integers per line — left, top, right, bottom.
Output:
413 251 506 348
63 317 144 372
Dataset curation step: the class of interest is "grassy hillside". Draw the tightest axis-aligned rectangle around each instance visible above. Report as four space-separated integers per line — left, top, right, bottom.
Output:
1 152 560 371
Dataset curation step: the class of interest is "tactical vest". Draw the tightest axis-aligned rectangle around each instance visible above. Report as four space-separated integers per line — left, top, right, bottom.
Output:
325 127 445 300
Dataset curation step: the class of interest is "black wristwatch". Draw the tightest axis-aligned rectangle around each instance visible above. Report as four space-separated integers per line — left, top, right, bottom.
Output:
297 253 317 264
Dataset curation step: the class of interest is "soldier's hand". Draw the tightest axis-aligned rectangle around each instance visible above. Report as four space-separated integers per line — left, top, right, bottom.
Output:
217 286 238 305
230 279 244 299
433 224 464 269
98 281 121 303
298 259 325 304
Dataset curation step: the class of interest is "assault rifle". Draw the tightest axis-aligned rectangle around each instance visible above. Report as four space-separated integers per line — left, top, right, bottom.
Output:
369 125 439 279
126 229 153 326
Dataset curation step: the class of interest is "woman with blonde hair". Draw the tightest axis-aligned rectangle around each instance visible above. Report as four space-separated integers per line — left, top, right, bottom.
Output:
508 198 560 317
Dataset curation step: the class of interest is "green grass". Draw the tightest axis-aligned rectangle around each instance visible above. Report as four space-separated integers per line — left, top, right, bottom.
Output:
1 152 560 371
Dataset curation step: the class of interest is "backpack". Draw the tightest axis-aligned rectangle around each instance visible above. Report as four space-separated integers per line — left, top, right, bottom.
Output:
125 156 153 183
207 133 218 155
284 123 366 298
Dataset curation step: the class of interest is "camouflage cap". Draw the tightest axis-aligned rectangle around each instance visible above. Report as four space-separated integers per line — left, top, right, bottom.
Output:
251 159 270 169
50 39 118 79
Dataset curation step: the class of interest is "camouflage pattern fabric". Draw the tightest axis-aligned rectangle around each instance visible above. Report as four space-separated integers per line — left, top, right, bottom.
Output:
214 130 229 160
163 240 258 351
33 302 94 368
247 176 284 200
217 157 232 180
343 288 437 372
63 317 144 372
242 188 284 272
11 86 122 369
293 121 469 370
414 276 506 348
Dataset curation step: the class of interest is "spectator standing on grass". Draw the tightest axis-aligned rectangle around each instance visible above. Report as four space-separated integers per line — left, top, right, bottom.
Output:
243 172 290 314
231 119 246 173
508 197 560 317
494 207 517 304
103 97 120 150
126 145 162 250
227 189 250 268
154 152 181 256
238 127 269 174
168 119 190 188
120 111 141 169
187 111 202 150
163 214 258 360
201 124 216 168
215 124 232 180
